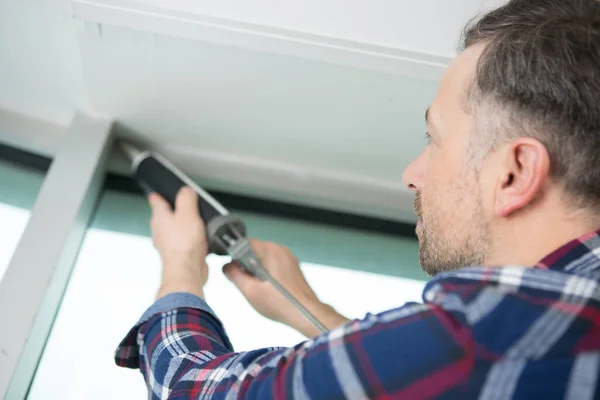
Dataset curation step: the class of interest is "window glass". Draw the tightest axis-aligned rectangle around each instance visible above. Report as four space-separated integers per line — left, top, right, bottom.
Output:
0 158 46 282
29 190 425 399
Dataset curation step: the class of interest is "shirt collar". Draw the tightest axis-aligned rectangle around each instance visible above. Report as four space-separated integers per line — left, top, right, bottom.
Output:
535 230 600 273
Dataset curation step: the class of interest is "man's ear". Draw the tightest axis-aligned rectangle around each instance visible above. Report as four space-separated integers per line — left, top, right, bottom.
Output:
494 138 550 217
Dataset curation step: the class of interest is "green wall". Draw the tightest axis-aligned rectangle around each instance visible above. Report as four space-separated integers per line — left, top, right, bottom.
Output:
0 159 426 281
0 160 45 210
92 190 427 281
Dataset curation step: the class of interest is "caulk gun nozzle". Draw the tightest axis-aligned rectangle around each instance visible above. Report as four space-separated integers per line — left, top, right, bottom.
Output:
119 141 144 163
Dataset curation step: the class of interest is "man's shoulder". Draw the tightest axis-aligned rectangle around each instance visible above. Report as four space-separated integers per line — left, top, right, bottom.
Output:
420 264 600 331
418 265 600 359
425 264 598 302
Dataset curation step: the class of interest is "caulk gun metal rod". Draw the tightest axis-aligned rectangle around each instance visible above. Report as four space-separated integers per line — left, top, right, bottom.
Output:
262 272 329 334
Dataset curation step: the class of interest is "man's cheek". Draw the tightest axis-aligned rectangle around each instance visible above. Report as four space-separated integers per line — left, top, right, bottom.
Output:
426 158 450 186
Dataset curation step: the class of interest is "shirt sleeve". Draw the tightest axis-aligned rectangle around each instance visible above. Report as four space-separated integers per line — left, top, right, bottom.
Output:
115 293 475 400
114 292 233 369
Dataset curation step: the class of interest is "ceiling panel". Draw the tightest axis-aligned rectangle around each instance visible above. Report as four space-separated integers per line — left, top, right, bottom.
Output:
0 1 85 125
80 24 438 181
81 0 507 57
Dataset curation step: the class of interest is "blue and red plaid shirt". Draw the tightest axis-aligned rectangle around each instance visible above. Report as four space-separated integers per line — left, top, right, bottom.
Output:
116 231 600 399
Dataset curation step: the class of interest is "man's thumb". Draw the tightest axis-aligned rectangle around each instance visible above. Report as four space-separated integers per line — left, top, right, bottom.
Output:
223 262 253 293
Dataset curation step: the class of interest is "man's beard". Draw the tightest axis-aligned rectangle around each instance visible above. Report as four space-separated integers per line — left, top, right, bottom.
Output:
414 190 490 276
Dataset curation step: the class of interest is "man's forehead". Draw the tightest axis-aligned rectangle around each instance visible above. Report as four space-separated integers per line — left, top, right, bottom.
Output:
430 44 485 125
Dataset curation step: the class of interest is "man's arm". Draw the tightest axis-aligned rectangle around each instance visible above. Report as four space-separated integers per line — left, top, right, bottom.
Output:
221 239 350 338
147 188 208 301
116 295 470 400
116 188 473 399
146 187 349 337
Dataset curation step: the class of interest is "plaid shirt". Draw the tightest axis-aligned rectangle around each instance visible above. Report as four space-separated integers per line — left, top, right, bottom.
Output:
116 231 600 399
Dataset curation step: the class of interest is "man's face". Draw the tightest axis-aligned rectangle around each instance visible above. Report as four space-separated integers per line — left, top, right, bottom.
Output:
403 44 492 276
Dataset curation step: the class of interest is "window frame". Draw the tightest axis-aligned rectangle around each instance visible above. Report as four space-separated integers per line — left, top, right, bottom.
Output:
0 123 419 398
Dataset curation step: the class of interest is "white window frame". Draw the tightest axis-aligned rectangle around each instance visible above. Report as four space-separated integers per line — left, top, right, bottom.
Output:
0 112 113 399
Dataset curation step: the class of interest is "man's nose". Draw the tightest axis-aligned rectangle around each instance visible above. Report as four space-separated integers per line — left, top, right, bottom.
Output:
402 153 425 192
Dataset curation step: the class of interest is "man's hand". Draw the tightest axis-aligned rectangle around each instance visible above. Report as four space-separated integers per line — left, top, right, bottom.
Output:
149 187 209 300
223 240 350 337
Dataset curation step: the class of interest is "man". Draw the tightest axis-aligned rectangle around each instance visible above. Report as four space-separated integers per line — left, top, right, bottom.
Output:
115 0 600 398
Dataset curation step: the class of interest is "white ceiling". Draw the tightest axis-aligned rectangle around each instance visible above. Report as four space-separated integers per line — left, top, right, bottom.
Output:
0 0 506 222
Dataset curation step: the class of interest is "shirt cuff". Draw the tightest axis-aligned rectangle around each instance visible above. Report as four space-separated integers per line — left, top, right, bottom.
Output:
138 292 219 324
114 292 226 369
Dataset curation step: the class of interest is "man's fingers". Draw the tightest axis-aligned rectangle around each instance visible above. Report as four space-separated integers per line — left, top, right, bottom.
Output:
248 238 269 260
149 193 172 218
175 187 200 220
223 262 255 294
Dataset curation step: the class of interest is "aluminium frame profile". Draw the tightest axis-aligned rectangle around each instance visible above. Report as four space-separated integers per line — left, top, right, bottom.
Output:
0 112 114 399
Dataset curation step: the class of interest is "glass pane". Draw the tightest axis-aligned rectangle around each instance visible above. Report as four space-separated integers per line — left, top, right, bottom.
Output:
0 158 46 282
29 189 425 400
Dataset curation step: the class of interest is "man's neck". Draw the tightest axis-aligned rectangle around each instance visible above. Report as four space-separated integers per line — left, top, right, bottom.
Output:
485 214 598 267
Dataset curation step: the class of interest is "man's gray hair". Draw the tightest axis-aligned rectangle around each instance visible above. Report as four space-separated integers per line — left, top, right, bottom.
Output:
460 0 600 209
